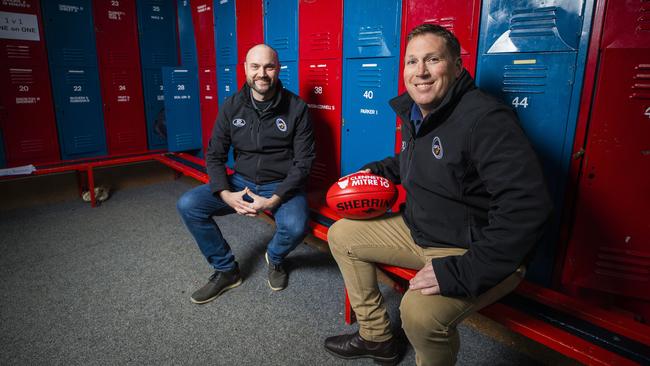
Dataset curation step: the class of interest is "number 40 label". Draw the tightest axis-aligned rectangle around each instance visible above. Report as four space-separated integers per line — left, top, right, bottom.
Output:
511 96 529 108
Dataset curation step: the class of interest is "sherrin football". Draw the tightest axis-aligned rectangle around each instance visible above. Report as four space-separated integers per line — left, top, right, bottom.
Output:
326 172 398 219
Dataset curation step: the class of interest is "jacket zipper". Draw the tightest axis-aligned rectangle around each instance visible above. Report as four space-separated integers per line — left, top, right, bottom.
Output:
255 117 262 182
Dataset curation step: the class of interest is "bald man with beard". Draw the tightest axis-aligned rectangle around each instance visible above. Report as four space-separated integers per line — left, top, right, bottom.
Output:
177 44 315 303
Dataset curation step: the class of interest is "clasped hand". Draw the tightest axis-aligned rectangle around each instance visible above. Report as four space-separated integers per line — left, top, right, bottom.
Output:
219 188 280 217
409 262 441 295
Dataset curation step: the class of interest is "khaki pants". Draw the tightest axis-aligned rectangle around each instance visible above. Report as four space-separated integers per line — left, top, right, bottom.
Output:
328 214 524 366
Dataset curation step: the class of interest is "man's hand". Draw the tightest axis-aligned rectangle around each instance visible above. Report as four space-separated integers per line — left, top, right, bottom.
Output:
246 190 281 215
409 262 441 295
219 188 258 216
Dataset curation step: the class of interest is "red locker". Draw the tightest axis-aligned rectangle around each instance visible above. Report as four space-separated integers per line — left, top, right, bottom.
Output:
199 67 218 152
395 0 482 154
299 60 342 192
94 0 147 155
561 0 650 321
0 0 60 167
191 1 218 153
299 0 343 60
235 0 264 86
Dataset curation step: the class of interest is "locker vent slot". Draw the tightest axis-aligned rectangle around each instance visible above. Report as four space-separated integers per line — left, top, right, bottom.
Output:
65 71 87 84
219 46 234 59
9 68 34 84
118 131 137 145
62 48 86 64
181 51 195 63
270 37 289 51
357 67 382 88
5 45 31 60
199 50 213 64
594 246 650 282
356 26 384 48
638 3 650 32
308 32 332 52
151 52 172 65
306 67 330 86
502 65 547 94
109 51 130 66
424 17 455 33
171 70 190 84
631 64 650 100
20 139 44 153
510 6 558 38
310 161 329 182
175 132 193 147
73 134 94 149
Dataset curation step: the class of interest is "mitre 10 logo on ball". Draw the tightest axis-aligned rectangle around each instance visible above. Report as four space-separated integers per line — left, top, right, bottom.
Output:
326 172 398 219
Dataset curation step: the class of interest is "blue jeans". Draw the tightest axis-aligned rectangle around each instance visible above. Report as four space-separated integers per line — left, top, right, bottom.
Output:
176 173 309 272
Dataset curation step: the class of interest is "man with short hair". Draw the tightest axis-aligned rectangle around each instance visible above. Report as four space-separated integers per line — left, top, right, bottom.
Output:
177 44 315 303
324 24 552 366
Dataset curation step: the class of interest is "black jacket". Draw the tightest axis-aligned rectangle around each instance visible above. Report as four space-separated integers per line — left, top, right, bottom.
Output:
364 70 552 298
206 82 315 199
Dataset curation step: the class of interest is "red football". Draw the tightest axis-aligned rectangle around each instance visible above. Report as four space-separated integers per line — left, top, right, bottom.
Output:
326 172 398 219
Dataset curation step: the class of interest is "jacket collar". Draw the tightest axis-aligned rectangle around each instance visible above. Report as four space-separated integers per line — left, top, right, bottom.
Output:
389 69 475 135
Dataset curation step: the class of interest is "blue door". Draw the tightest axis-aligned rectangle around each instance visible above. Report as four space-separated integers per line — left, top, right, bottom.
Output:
264 0 298 62
343 0 402 59
279 61 298 95
475 0 596 285
215 0 238 65
162 67 202 152
341 58 398 175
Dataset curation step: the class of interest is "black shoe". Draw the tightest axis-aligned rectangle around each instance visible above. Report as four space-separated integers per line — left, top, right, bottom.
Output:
324 332 399 365
191 266 242 304
265 252 287 291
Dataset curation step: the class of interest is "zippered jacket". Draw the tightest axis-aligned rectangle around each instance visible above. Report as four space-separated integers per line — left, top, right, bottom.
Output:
363 70 553 298
207 82 315 199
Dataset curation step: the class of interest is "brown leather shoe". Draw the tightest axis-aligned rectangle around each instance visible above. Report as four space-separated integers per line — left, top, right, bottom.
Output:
324 332 399 365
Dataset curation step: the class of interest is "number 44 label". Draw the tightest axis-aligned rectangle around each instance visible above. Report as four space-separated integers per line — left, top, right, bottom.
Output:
511 96 529 108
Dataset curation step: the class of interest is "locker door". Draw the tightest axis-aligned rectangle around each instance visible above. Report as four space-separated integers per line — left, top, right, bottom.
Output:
41 0 98 67
199 67 218 152
162 67 201 152
341 58 397 175
193 1 217 67
142 68 167 149
136 0 178 68
475 0 595 285
215 0 237 65
299 59 342 189
94 0 147 155
343 0 402 59
217 64 237 106
0 0 60 166
50 67 107 159
562 0 650 310
299 0 342 60
177 0 198 68
279 61 298 95
264 0 298 62
236 0 263 85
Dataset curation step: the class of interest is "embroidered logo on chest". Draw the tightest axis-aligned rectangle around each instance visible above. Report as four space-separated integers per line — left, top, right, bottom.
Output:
275 118 287 132
432 136 443 159
232 118 246 127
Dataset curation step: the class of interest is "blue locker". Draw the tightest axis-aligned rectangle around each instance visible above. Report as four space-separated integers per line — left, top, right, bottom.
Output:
217 64 238 106
136 0 178 68
41 1 107 159
343 0 402 59
341 58 398 175
142 68 167 149
49 67 107 159
177 0 198 68
215 0 237 65
264 0 298 62
162 67 201 152
137 0 179 149
40 0 98 67
279 61 298 95
475 0 595 286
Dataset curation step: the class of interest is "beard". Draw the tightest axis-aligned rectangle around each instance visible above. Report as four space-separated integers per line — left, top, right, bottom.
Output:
247 76 276 97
